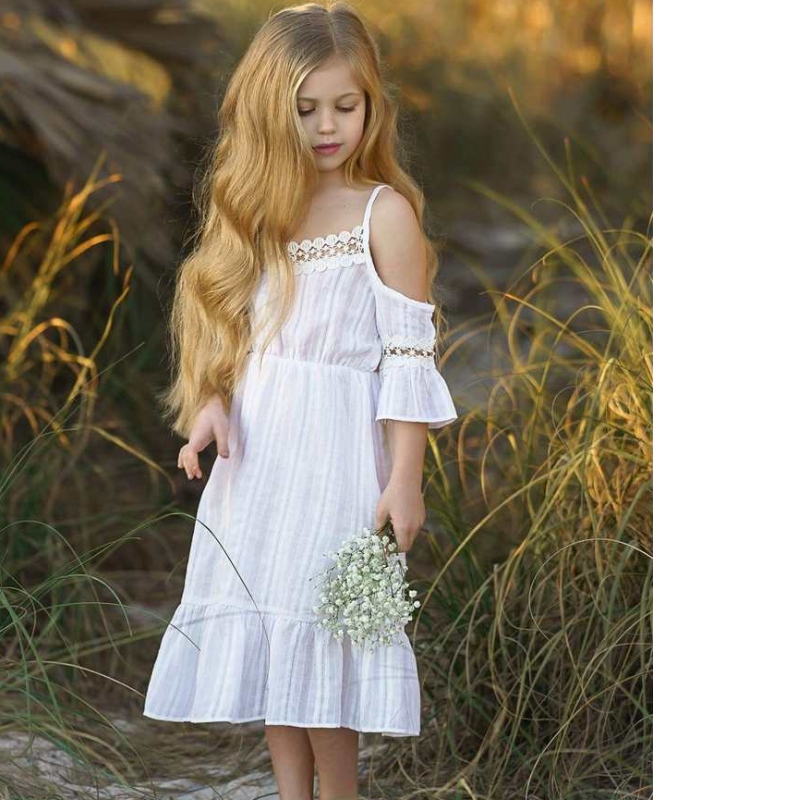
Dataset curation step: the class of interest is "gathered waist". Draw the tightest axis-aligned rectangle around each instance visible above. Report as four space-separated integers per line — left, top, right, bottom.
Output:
246 348 379 375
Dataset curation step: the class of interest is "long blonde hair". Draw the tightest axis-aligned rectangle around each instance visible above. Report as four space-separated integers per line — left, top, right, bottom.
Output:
159 1 444 440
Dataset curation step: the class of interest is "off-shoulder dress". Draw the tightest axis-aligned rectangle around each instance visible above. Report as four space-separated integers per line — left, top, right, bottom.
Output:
142 183 458 737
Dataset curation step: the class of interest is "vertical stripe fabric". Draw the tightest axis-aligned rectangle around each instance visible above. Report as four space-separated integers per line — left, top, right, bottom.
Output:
142 184 457 737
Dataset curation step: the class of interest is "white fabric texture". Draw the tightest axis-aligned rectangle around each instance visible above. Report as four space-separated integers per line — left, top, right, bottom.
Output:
142 184 458 736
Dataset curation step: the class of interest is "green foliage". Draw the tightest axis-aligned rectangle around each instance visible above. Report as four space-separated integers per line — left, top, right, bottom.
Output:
0 151 652 797
0 7 652 792
361 127 652 798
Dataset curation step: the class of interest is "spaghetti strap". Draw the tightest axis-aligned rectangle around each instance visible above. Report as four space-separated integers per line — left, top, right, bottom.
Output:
359 183 435 312
362 183 390 240
141 173 456 737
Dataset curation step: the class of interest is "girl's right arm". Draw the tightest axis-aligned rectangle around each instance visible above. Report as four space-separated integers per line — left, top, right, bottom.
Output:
177 394 230 480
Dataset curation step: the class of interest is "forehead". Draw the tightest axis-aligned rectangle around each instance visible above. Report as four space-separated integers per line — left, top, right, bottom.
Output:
298 55 362 101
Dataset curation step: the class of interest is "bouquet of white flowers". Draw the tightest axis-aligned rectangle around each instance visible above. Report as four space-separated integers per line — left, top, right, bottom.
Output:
310 520 421 653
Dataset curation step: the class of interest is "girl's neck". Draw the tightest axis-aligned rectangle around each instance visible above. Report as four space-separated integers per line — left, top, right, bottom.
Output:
313 169 349 194
310 178 374 202
289 179 377 242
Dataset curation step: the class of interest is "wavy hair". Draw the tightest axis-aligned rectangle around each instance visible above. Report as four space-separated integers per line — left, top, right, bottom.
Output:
159 1 445 439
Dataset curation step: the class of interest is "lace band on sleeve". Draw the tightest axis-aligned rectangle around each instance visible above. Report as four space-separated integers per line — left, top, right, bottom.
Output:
380 336 436 369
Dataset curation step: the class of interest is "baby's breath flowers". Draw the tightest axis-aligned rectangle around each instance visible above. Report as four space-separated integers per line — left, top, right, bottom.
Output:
310 520 421 654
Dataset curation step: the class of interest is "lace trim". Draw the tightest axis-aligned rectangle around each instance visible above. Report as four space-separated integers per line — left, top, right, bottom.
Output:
291 252 367 275
287 226 365 274
380 335 436 369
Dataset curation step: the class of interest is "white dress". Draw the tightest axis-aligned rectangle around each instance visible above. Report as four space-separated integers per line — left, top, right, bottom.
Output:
142 183 458 737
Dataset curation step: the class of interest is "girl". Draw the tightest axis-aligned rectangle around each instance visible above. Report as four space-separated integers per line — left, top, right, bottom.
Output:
142 3 458 799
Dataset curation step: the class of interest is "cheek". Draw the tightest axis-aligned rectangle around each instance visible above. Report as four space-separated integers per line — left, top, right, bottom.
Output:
353 110 367 137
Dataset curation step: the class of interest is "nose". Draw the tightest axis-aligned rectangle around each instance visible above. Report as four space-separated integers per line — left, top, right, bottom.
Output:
317 107 336 134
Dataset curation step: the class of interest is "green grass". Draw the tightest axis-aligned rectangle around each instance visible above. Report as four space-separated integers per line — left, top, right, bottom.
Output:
360 120 652 798
0 132 651 800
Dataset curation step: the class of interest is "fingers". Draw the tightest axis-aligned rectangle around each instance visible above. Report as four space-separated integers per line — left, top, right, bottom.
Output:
177 445 203 480
388 521 425 554
374 514 417 554
177 422 231 480
177 409 230 480
393 529 414 554
374 504 389 531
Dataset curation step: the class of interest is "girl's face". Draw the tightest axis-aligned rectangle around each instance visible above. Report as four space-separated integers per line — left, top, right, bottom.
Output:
297 55 367 176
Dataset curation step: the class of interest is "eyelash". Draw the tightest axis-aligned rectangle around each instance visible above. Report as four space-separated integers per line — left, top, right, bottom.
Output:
298 107 357 116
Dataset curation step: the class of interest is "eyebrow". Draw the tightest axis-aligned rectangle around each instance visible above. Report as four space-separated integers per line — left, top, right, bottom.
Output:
297 91 362 102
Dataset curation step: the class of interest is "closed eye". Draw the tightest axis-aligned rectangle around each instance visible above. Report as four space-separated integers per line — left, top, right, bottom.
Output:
298 107 357 116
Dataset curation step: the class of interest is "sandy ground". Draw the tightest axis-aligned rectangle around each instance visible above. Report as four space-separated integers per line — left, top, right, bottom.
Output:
0 214 533 800
0 719 391 799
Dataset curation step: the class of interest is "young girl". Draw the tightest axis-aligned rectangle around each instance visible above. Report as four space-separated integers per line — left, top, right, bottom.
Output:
143 2 457 798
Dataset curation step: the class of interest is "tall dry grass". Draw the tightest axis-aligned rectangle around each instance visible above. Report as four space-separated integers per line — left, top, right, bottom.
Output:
0 162 177 798
361 121 652 799
1 133 651 798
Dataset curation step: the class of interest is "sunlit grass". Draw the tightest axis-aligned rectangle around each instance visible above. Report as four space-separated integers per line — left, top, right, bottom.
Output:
0 162 182 798
360 120 652 798
193 0 652 214
1 136 651 800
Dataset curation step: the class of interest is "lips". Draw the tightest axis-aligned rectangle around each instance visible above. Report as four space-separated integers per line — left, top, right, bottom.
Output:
314 143 341 154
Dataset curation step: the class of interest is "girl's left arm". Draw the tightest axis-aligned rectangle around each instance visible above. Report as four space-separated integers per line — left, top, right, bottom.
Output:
375 420 428 553
369 189 453 553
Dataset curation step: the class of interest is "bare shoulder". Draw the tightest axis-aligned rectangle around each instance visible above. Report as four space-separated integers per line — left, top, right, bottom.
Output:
368 187 427 303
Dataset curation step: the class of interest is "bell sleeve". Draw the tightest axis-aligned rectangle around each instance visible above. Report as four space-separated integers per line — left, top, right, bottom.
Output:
374 287 458 429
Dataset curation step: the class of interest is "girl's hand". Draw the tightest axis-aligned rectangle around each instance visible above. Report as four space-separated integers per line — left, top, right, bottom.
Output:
374 476 426 554
177 394 230 480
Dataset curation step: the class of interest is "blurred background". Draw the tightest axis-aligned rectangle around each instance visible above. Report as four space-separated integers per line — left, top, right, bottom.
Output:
0 2 652 798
